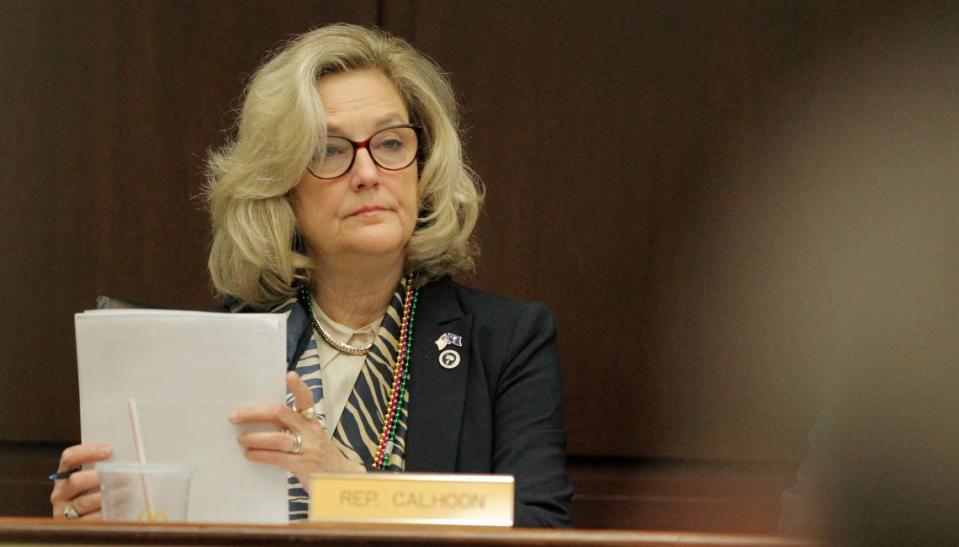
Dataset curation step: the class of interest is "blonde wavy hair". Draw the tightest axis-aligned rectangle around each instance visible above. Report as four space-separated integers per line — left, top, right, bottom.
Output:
205 24 482 310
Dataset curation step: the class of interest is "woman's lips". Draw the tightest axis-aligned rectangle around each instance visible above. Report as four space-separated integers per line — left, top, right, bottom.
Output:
348 205 387 218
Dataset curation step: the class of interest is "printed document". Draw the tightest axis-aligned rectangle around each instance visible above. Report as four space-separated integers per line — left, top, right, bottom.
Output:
75 309 288 523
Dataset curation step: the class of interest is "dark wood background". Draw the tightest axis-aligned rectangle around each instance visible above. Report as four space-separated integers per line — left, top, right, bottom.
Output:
2 0 956 533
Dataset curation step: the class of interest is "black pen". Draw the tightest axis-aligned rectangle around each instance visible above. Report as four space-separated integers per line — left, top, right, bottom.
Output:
48 469 80 481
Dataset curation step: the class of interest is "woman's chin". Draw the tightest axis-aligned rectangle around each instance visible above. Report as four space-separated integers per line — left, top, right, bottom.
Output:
339 236 408 260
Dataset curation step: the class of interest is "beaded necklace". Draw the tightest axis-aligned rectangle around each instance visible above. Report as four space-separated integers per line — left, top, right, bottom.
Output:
373 277 418 469
298 275 418 470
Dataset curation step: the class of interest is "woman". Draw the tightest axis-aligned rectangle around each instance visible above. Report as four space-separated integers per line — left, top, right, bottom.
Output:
50 24 571 527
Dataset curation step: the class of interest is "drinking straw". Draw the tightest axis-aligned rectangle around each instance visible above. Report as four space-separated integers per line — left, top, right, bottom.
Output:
127 398 154 518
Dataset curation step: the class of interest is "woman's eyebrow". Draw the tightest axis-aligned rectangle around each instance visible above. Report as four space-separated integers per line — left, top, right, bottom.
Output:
325 113 409 136
376 114 408 126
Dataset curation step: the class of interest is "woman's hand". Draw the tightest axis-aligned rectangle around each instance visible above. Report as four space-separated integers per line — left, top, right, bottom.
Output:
49 443 112 520
230 371 364 490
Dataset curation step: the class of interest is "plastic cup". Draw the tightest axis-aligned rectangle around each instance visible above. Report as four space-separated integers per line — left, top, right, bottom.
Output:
97 463 193 522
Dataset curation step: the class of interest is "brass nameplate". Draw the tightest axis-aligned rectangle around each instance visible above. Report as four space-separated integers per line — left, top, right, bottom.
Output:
309 473 514 526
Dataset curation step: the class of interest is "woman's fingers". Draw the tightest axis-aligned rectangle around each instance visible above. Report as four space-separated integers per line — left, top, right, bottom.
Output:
230 372 363 482
228 401 291 426
242 447 314 492
51 470 99 513
287 371 315 417
51 471 101 518
51 443 111 518
236 430 296 453
63 470 100 498
71 490 102 516
229 373 318 432
229 398 312 433
243 447 291 468
58 443 112 472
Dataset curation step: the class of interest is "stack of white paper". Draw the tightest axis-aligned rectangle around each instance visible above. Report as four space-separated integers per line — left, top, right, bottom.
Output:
75 309 289 523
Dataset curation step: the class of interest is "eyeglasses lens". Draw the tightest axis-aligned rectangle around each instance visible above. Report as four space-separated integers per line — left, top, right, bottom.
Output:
310 126 418 179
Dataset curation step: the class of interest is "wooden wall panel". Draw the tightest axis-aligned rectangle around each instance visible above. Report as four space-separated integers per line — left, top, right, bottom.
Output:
0 0 378 445
2 0 957 529
394 0 959 461
568 457 796 533
0 0 377 515
0 443 65 518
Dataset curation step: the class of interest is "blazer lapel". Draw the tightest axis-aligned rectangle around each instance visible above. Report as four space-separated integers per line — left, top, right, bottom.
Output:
404 279 472 472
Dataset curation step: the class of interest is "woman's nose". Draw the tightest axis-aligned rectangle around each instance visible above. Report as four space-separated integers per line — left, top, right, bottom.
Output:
349 148 381 189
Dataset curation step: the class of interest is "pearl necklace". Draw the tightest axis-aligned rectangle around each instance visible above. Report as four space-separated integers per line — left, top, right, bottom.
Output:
298 286 373 356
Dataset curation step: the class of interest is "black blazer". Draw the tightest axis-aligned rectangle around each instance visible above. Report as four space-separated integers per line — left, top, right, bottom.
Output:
274 276 573 528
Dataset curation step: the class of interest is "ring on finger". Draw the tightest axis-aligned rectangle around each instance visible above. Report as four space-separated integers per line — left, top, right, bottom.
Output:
64 503 80 519
294 404 318 420
286 430 303 454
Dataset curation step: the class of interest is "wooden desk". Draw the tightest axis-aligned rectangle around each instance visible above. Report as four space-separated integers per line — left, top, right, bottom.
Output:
0 517 819 546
